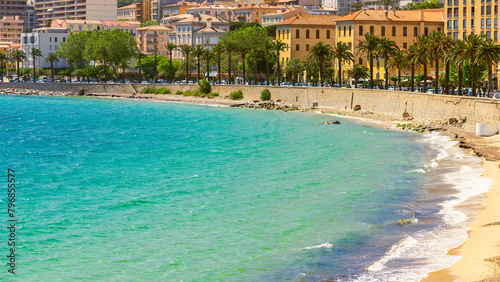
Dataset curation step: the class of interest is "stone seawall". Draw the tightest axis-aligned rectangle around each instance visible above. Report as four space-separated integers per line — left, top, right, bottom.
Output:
1 83 499 128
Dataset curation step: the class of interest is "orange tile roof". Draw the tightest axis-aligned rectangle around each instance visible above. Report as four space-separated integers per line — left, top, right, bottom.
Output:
235 4 287 10
118 3 136 10
335 9 444 23
275 13 339 26
103 20 137 27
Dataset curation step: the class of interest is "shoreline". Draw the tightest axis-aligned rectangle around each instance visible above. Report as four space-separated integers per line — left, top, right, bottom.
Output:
3 90 500 281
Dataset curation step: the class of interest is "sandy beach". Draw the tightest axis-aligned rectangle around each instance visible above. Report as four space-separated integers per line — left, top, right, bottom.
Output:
2 89 500 281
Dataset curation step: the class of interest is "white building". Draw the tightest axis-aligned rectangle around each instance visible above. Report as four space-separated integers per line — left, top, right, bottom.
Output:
21 27 69 69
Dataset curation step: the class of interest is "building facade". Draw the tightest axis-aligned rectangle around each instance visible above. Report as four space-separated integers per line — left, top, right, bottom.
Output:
234 4 288 24
35 0 117 27
0 0 28 29
0 16 24 45
117 4 138 21
137 25 172 55
275 14 338 64
335 9 445 81
162 1 200 18
262 8 305 27
186 5 236 21
445 0 498 40
103 21 140 37
51 19 104 33
21 27 69 68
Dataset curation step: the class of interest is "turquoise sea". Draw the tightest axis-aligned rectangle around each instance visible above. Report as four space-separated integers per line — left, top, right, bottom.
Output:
0 95 492 281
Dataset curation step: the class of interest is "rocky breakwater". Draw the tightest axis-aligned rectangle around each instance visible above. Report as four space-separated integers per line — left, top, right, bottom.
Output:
0 87 73 97
240 100 300 112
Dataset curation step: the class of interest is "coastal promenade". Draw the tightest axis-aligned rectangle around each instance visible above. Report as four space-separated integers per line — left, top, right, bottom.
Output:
1 82 499 131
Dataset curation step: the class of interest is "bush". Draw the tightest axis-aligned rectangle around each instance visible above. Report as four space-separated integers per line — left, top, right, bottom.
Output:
182 89 201 97
140 86 156 94
206 92 219 98
260 89 271 101
198 80 211 94
175 90 183 95
155 87 171 94
230 90 243 100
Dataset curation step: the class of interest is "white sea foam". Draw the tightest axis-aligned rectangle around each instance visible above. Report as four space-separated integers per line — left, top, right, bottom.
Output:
302 243 333 250
354 132 494 282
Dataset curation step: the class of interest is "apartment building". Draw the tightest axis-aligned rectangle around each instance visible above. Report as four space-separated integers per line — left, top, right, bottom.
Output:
186 4 236 21
137 25 172 55
162 1 200 18
21 27 69 68
117 3 138 21
275 14 338 64
103 21 140 36
0 16 24 45
335 9 444 81
0 0 28 29
35 0 117 27
445 0 499 40
51 19 104 33
261 8 305 27
234 4 288 24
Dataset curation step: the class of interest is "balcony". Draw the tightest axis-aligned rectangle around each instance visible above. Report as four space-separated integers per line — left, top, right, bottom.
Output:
147 39 157 44
147 33 157 37
448 26 452 29
454 14 459 17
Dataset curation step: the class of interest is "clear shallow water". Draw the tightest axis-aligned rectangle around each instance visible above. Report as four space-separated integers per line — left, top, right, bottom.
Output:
0 95 489 281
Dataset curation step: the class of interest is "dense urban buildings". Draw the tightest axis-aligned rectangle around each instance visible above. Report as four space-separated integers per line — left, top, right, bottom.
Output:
35 0 117 27
21 27 69 68
0 16 24 45
0 0 29 29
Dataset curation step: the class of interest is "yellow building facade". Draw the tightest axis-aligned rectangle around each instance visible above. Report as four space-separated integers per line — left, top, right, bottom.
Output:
335 9 445 83
275 14 338 65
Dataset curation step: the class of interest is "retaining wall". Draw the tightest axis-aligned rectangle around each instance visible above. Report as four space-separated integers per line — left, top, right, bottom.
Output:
1 83 499 127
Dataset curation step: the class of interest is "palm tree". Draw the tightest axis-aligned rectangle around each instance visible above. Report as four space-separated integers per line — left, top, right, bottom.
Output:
440 35 455 94
212 44 223 85
222 40 237 84
346 64 369 88
407 45 420 92
237 44 249 85
412 35 431 92
180 45 193 82
0 52 7 82
12 50 26 80
249 48 262 85
426 31 445 94
30 48 43 82
44 52 59 82
375 37 398 90
357 33 379 89
310 41 333 87
165 42 179 83
477 39 500 96
202 48 214 81
461 34 485 96
445 40 466 95
332 42 354 85
135 51 146 81
118 60 129 82
192 44 205 82
263 39 273 85
272 39 288 86
387 50 407 90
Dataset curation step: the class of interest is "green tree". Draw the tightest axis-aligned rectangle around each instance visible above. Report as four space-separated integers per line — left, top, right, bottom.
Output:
349 0 365 11
44 52 59 82
141 20 158 27
346 64 369 88
57 31 90 69
135 50 146 81
165 42 179 82
375 37 398 89
203 48 214 81
212 44 223 84
283 57 303 84
332 42 354 85
310 41 333 87
30 47 43 82
11 50 25 80
407 45 421 91
412 35 431 92
192 44 205 82
461 34 485 96
357 33 379 89
440 35 455 94
426 31 445 93
477 39 500 96
272 39 289 86
0 52 7 82
263 39 273 85
180 45 193 82
221 38 237 84
387 50 408 90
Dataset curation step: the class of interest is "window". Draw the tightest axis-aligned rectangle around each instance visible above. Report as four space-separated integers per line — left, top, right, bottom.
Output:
327 30 330 39
392 26 396 36
482 18 485 29
343 26 346 36
472 18 475 28
438 27 442 32
495 18 498 28
454 32 459 39
487 31 492 38
348 42 352 49
424 27 429 36
448 7 452 17
63 37 65 42
316 29 319 39
403 26 407 36
287 30 289 39
49 37 51 42
495 31 498 40
487 5 492 15
487 18 492 28
296 44 299 51
381 26 385 36
463 7 467 14
370 26 374 35
454 20 459 29
49 45 52 50
463 19 467 28
55 37 57 42
306 44 310 51
496 5 498 14
296 29 299 38
349 26 352 36
338 26 341 36
306 29 310 39
278 30 281 38
403 42 407 49
376 60 380 68
359 58 363 65
414 27 418 36
359 25 363 36
463 32 467 39
481 5 484 15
